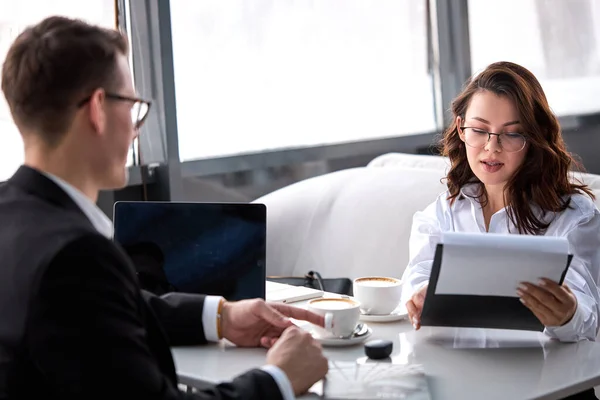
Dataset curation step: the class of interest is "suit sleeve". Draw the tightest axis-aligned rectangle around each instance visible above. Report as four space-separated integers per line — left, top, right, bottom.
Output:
25 234 283 400
141 290 209 346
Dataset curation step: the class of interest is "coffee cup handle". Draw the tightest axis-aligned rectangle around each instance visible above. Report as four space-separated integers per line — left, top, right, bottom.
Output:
324 313 334 331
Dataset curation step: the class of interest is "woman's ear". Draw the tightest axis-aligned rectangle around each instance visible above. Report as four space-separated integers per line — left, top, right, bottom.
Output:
456 116 465 142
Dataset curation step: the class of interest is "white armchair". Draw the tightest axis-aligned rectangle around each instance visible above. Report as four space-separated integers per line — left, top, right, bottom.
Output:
254 154 448 279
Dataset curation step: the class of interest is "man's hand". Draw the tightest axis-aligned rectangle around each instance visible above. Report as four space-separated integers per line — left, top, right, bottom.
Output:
266 326 328 395
405 285 428 330
518 278 577 327
220 299 325 348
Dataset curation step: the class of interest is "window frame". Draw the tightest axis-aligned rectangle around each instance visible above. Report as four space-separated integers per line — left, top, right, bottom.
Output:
2 0 599 214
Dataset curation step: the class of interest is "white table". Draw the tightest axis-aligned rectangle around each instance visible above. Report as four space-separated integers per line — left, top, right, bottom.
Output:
173 293 600 399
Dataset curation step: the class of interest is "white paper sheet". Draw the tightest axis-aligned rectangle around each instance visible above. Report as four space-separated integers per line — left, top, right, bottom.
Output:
434 232 570 297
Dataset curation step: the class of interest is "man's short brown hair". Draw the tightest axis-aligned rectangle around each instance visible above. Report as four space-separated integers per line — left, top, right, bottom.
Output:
1 16 128 145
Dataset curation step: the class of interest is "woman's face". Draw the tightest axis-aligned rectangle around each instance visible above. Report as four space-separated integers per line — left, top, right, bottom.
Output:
457 90 528 191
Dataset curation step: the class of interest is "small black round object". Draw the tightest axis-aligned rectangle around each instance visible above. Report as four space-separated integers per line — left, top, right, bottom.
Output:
364 339 393 360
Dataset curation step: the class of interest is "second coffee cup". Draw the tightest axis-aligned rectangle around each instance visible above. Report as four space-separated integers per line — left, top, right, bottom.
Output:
353 276 402 315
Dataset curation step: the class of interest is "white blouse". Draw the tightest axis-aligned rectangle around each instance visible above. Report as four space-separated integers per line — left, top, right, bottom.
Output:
401 184 600 342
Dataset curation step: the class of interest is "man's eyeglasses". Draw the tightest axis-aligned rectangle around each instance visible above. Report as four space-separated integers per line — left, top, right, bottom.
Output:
77 93 152 129
459 127 527 153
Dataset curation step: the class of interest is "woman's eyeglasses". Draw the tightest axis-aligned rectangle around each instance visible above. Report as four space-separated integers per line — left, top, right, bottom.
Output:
460 127 527 153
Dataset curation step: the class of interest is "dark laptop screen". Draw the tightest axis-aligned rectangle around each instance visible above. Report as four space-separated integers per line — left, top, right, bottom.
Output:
113 202 266 301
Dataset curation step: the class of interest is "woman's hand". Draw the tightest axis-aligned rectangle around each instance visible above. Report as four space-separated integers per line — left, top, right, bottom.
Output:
406 285 428 330
517 278 577 327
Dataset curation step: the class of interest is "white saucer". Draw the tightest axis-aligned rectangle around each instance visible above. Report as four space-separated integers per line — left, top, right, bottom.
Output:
311 325 373 347
359 309 408 323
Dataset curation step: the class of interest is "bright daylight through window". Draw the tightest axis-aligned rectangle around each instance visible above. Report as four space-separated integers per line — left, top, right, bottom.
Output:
469 0 600 116
170 0 435 162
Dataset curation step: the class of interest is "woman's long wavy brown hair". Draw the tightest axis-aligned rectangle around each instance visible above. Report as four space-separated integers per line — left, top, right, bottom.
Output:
441 61 593 235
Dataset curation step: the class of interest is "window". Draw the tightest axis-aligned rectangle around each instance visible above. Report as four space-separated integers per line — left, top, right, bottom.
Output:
469 0 600 117
170 0 435 162
0 0 118 181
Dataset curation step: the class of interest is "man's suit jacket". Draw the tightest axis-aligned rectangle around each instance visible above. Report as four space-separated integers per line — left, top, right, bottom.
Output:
0 166 282 400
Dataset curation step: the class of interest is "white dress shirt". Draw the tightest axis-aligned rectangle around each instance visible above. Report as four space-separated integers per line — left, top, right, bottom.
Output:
44 172 295 399
401 183 600 342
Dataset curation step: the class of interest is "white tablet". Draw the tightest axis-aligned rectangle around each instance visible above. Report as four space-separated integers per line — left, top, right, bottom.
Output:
266 281 324 303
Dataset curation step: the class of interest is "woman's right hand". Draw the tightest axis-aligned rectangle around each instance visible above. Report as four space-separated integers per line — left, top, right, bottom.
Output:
406 285 428 330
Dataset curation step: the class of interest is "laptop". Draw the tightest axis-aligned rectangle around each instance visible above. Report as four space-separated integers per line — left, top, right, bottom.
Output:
113 201 266 301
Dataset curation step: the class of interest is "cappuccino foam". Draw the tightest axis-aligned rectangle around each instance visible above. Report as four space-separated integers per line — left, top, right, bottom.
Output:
309 299 356 310
356 278 399 287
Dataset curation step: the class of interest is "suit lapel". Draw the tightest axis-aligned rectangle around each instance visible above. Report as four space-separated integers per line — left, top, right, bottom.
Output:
7 165 89 219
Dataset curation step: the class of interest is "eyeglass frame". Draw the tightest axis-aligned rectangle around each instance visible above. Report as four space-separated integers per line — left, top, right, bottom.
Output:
77 93 152 129
459 126 527 153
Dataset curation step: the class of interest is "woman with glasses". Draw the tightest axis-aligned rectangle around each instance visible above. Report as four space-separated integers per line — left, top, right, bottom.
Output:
403 62 600 350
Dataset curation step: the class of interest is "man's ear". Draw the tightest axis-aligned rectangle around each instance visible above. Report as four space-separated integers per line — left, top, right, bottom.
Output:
456 116 465 141
88 88 106 135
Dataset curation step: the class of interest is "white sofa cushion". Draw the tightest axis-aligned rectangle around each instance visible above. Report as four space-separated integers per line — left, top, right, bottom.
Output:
255 165 446 279
368 152 450 171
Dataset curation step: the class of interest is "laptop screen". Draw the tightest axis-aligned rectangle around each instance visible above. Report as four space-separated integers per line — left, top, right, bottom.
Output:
113 201 266 301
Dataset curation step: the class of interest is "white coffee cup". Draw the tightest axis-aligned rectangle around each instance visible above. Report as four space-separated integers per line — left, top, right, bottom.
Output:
353 276 402 315
307 297 361 337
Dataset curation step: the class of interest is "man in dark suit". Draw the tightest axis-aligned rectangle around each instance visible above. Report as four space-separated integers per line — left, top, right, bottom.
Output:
0 16 328 399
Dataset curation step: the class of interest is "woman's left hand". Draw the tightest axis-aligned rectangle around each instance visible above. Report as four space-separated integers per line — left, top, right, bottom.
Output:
518 278 577 327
